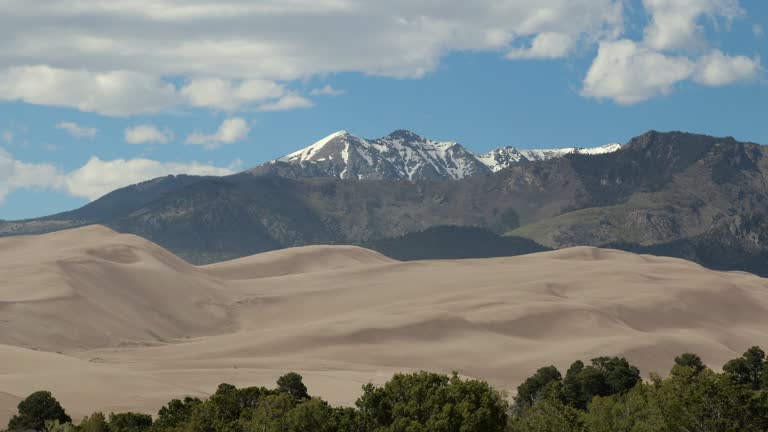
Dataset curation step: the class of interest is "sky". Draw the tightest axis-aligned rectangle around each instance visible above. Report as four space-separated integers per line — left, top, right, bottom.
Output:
0 0 766 220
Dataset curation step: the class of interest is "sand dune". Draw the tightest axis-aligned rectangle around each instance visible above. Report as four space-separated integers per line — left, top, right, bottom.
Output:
201 245 394 280
0 226 234 351
2 225 768 425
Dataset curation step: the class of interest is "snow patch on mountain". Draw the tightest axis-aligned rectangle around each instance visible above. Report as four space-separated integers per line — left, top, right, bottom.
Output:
278 130 349 163
476 147 527 173
575 143 623 155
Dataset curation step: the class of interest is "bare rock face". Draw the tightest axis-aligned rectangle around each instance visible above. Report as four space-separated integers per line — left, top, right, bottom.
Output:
625 210 682 244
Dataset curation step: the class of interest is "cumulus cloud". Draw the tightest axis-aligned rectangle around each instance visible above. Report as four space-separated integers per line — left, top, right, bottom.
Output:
0 147 235 203
61 157 235 200
642 0 744 51
581 0 759 105
180 78 285 110
309 85 346 96
256 94 314 112
185 117 250 149
506 33 576 59
0 66 177 116
0 147 58 202
0 0 628 114
0 0 625 79
0 65 304 116
582 40 695 104
693 50 761 86
0 0 759 111
56 121 98 139
124 125 174 145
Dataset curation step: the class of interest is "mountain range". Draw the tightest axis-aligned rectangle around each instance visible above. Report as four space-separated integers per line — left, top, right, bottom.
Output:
1 130 766 277
248 129 622 180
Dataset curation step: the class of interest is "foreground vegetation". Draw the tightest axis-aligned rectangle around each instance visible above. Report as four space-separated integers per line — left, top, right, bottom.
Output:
6 347 768 432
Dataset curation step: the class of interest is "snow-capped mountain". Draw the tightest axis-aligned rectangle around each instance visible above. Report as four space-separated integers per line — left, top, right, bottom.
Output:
248 130 622 180
477 143 623 172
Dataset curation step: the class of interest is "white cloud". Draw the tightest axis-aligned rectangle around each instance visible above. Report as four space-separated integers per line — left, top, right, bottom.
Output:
180 78 285 110
124 124 174 145
2 130 12 144
257 94 314 112
309 85 346 96
185 117 250 149
754 24 764 38
0 65 303 116
0 0 627 114
0 66 177 116
0 0 758 112
581 1 760 105
61 157 235 200
506 33 576 59
0 1 625 79
642 0 744 51
0 146 235 203
0 147 59 202
693 50 761 86
582 40 695 104
56 121 98 138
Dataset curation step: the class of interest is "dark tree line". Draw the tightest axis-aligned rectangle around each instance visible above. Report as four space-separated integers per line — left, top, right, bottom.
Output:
6 347 768 432
509 348 768 431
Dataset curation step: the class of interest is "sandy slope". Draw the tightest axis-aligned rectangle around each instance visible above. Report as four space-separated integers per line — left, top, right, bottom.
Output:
0 225 234 351
200 244 395 280
2 225 768 425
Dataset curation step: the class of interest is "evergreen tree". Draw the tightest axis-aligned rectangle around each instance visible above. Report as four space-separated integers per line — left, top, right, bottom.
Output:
723 346 766 390
561 357 641 409
672 353 706 377
276 373 309 401
514 366 562 411
7 391 71 432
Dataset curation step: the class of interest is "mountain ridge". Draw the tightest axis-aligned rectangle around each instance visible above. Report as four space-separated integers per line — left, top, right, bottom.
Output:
1 130 766 277
248 129 622 180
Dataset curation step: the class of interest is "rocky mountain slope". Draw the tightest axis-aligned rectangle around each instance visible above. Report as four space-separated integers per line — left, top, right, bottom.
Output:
248 129 621 180
1 130 766 276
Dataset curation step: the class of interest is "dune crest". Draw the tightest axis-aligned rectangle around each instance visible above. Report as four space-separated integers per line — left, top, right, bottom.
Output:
2 225 768 424
201 244 395 280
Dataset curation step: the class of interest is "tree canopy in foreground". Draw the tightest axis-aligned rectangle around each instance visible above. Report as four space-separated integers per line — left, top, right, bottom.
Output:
6 348 768 432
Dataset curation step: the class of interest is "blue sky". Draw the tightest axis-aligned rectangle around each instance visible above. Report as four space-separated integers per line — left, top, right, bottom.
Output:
0 0 766 220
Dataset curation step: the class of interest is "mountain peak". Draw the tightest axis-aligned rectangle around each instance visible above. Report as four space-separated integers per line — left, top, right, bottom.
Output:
324 130 350 140
277 130 351 163
258 129 624 180
385 129 423 141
